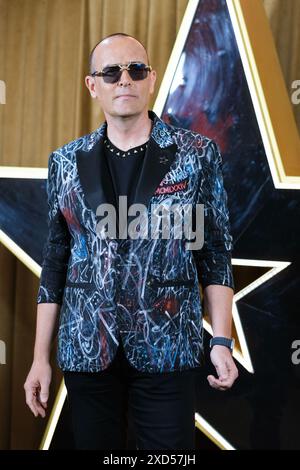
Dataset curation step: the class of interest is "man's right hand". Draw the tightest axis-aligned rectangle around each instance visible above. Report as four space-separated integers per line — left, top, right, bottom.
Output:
24 361 52 418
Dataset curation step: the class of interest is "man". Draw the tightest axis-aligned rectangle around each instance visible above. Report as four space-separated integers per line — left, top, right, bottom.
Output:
24 33 238 450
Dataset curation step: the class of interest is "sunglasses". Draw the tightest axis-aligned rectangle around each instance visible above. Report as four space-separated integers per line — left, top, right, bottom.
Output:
90 62 152 83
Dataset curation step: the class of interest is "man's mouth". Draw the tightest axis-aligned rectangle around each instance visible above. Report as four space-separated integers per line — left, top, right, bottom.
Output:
115 95 136 99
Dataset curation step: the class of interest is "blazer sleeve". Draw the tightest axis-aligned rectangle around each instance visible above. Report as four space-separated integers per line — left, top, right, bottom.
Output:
37 152 71 305
193 140 235 291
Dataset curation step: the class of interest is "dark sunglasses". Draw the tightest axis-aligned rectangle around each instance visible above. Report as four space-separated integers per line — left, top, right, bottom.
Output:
90 62 152 83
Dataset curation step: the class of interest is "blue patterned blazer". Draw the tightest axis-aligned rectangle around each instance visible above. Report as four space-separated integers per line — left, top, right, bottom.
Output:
37 110 234 373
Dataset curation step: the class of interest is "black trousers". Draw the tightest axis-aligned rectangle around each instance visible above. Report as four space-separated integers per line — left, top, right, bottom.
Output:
63 340 198 450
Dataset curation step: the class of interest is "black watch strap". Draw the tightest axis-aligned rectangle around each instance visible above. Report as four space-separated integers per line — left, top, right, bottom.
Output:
209 336 235 352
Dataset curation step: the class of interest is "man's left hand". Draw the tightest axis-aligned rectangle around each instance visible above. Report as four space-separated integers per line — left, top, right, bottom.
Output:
207 345 239 391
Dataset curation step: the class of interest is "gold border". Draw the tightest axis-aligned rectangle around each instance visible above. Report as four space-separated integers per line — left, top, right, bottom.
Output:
0 230 41 278
195 413 235 450
39 380 67 450
0 167 47 277
227 0 300 189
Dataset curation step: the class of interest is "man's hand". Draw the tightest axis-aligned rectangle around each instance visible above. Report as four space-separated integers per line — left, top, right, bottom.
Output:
24 361 52 418
207 345 238 391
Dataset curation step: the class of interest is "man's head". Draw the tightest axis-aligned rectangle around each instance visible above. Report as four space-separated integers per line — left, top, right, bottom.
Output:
85 33 156 120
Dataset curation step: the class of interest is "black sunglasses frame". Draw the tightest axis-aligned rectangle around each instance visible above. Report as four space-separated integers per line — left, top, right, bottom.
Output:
90 62 152 83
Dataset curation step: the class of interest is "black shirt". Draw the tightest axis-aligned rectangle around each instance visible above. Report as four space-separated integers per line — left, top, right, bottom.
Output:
104 135 148 238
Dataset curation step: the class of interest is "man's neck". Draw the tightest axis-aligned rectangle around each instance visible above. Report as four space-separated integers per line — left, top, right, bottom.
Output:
105 112 153 152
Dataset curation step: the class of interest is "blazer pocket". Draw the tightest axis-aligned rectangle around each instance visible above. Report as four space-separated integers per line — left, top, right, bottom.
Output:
65 281 92 288
146 276 196 288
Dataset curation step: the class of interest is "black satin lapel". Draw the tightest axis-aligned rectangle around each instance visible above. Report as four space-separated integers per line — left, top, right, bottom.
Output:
76 137 117 221
131 137 178 211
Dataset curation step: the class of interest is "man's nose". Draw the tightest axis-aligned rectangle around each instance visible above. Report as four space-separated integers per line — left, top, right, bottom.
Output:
118 69 132 85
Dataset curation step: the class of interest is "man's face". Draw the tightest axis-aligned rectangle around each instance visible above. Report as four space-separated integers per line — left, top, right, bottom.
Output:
85 37 156 119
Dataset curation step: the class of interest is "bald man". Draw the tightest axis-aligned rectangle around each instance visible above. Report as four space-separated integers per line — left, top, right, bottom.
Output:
24 33 238 450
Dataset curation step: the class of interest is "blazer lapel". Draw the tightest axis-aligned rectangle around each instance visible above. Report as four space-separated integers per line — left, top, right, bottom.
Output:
76 126 117 216
131 133 177 210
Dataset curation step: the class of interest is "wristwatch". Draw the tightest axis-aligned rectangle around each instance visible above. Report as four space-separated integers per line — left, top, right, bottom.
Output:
209 336 235 353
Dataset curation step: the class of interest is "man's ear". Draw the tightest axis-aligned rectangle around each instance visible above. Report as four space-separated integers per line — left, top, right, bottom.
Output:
85 76 96 98
149 70 157 95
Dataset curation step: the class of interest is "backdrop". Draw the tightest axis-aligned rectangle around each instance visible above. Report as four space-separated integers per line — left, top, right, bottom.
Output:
0 0 299 450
